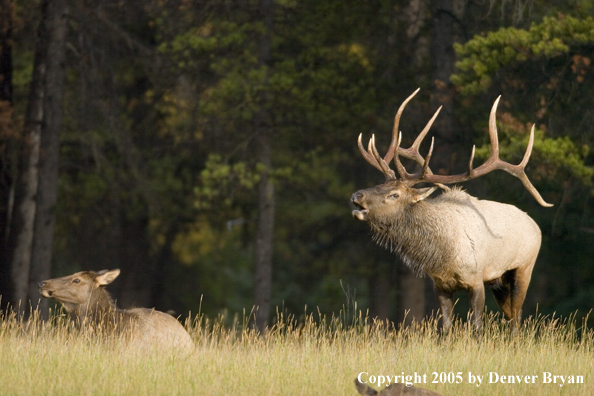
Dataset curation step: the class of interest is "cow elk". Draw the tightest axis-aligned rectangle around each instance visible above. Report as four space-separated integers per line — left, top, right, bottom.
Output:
38 269 194 351
351 89 552 331
355 378 444 396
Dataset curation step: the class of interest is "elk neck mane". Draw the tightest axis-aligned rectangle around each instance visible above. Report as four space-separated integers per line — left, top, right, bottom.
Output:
367 187 471 276
65 286 131 327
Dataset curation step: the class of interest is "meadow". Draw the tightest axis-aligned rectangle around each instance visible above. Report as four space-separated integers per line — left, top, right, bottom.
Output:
0 307 592 396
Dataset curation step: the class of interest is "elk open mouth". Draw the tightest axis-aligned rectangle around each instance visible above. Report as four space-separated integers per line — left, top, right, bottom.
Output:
39 289 53 298
352 203 368 221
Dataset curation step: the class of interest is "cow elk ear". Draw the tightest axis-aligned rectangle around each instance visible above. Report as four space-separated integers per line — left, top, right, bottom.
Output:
96 269 121 286
412 186 437 203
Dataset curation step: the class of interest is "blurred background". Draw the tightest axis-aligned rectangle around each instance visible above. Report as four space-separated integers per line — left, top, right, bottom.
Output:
1 0 593 329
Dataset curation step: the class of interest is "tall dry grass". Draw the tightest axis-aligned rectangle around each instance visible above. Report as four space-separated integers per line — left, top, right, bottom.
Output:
0 307 592 395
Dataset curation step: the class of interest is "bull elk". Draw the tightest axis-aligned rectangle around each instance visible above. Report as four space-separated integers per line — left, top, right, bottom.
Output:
351 89 552 330
38 269 194 350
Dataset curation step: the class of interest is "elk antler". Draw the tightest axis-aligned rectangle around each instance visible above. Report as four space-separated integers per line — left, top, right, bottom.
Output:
358 89 444 181
358 90 553 207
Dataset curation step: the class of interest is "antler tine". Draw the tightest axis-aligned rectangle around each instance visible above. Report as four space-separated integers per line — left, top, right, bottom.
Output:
397 132 449 189
421 137 435 178
500 124 553 207
488 96 501 155
369 135 396 180
422 97 553 207
519 124 535 168
357 133 383 173
468 145 476 175
396 105 450 190
475 95 503 172
396 105 443 177
400 105 442 167
393 132 414 180
384 88 421 164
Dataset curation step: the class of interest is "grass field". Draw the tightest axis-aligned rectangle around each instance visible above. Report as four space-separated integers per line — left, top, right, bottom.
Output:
1 308 592 396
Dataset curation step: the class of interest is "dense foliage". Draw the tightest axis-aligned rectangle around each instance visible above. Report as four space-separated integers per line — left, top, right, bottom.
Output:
1 0 594 325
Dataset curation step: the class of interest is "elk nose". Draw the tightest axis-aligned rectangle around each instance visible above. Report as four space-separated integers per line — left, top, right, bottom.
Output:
351 191 364 203
37 281 45 289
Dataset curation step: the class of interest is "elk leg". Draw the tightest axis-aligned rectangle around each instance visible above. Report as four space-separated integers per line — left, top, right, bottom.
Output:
508 265 535 327
469 285 486 331
433 286 454 332
489 271 514 320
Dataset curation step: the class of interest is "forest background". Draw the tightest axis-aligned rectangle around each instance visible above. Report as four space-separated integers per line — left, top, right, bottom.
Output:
1 0 594 330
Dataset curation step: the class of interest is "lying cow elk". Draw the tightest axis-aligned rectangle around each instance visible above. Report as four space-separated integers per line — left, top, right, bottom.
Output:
351 89 552 330
38 269 194 350
355 378 445 396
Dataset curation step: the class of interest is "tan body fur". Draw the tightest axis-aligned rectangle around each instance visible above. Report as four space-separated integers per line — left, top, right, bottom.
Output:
38 269 194 351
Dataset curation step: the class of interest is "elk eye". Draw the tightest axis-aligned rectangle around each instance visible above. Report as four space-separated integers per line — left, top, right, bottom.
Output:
388 193 399 199
72 278 80 284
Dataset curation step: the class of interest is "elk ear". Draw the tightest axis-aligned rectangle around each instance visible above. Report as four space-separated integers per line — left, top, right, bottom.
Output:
411 186 437 203
354 379 378 396
96 269 121 286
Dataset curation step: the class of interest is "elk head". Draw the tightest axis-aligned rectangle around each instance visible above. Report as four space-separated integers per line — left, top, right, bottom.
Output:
38 269 120 313
351 89 552 222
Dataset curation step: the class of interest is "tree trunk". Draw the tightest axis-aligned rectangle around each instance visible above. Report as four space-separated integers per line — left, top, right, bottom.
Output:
428 0 460 321
430 0 455 148
4 4 48 310
395 259 426 326
253 142 274 332
252 0 274 333
117 214 152 309
150 224 179 311
0 0 11 105
27 0 68 316
390 0 431 325
0 0 14 309
3 0 68 312
368 266 392 322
